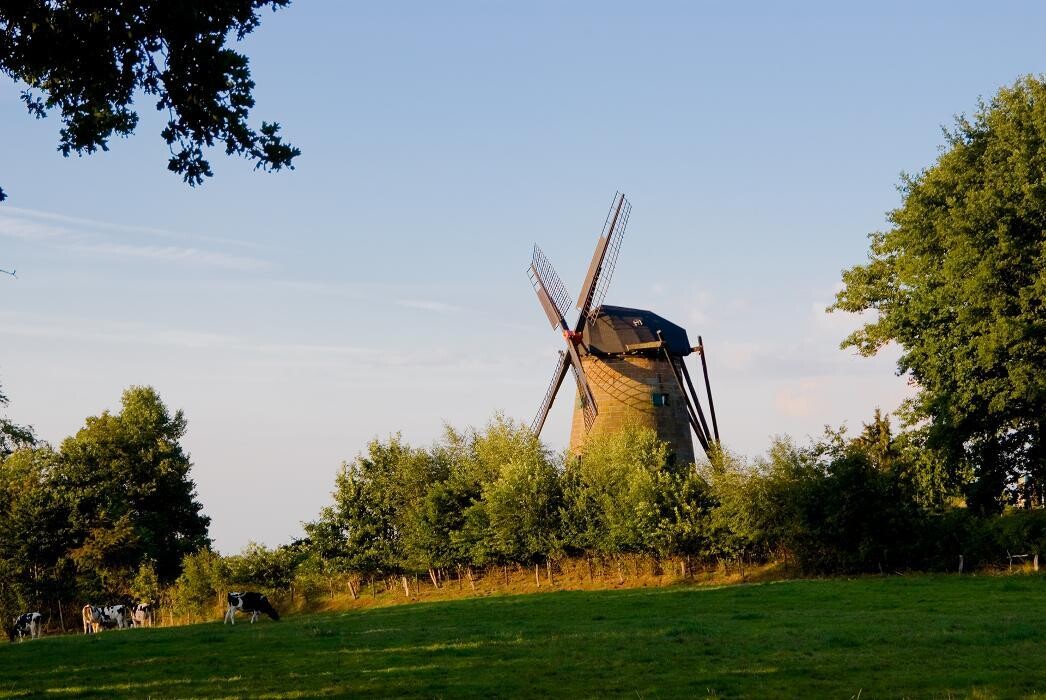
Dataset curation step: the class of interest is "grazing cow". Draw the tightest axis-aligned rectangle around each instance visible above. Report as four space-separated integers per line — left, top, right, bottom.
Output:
13 612 42 640
82 605 100 634
101 605 129 629
82 604 129 633
130 603 154 628
224 592 279 624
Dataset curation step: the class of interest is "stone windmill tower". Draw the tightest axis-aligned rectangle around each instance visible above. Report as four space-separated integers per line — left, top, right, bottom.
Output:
528 193 720 465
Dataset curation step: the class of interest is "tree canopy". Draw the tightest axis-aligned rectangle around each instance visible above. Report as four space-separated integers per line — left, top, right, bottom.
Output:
0 385 210 614
0 0 300 202
0 382 35 458
830 75 1046 511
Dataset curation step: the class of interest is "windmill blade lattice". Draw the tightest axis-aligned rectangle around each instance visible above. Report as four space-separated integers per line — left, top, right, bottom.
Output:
529 245 572 328
531 350 569 434
569 363 596 430
576 192 630 323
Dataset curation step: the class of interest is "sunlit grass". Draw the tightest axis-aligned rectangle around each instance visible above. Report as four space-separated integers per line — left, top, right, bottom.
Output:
2 575 1046 698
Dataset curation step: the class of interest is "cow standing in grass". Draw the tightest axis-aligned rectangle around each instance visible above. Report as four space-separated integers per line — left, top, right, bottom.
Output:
82 604 128 633
13 612 42 640
224 592 279 624
131 603 154 628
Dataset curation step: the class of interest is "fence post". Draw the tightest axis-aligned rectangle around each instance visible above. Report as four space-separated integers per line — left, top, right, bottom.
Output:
958 555 964 574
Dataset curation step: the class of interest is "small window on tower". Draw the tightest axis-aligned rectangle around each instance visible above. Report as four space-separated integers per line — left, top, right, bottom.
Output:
652 393 669 407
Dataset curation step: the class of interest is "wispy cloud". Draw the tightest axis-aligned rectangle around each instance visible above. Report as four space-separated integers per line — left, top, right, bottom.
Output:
66 241 269 271
0 312 239 349
0 207 270 271
0 311 486 373
271 279 469 315
1 205 262 249
397 299 463 313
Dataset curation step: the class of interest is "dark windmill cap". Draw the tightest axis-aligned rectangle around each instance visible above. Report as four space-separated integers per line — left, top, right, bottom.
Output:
582 305 692 356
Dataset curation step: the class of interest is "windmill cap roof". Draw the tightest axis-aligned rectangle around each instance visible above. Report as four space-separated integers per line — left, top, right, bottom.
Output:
582 305 692 356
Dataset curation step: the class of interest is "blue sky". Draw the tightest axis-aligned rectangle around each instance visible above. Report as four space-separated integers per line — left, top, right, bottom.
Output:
1 1 1043 551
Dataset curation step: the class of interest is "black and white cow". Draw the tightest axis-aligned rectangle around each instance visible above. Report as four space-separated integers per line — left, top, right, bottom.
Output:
130 603 154 628
82 604 128 633
224 592 279 624
13 612 42 640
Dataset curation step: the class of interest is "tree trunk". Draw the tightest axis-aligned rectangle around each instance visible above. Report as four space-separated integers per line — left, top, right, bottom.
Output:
534 563 541 587
402 576 411 598
546 557 554 585
58 600 65 633
586 556 593 582
617 558 625 584
466 566 477 591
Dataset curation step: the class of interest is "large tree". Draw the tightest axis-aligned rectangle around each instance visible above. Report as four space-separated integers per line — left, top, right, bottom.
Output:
59 386 211 588
831 76 1046 511
0 0 299 202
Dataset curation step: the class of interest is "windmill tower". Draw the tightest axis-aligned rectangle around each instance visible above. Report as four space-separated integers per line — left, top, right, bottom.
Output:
528 192 720 465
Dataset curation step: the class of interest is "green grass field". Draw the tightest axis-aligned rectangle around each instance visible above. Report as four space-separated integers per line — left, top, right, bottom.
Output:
2 575 1045 698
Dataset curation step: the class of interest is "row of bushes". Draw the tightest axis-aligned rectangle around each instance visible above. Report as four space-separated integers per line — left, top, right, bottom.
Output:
152 412 1040 619
7 407 1046 631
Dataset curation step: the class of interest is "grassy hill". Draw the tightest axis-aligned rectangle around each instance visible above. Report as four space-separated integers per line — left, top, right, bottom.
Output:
2 574 1045 698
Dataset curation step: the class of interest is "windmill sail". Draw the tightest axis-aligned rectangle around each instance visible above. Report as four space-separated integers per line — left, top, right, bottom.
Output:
529 245 572 329
531 351 569 435
575 192 630 325
568 355 597 430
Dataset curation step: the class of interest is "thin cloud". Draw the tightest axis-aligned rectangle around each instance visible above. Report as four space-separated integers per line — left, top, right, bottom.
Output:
67 241 270 271
0 208 270 271
397 299 463 313
2 205 262 249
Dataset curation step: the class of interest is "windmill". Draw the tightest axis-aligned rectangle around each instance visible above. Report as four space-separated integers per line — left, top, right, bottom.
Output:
527 192 720 464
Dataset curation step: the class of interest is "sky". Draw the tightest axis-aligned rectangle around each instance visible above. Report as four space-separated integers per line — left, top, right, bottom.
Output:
1 1 1044 552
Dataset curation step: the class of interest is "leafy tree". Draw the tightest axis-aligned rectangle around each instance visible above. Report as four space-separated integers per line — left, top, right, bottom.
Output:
59 386 211 589
226 541 303 592
0 446 72 608
170 548 228 621
0 383 35 458
130 559 161 605
445 417 550 567
705 439 816 563
831 76 1046 512
479 427 562 566
562 423 677 558
0 0 300 201
308 435 419 579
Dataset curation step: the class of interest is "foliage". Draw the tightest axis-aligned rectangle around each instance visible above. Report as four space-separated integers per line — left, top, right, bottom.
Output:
0 382 35 459
831 75 1046 511
476 425 561 565
0 386 210 623
0 446 72 607
562 423 701 559
169 548 228 621
226 541 304 593
130 560 162 605
0 0 300 200
58 386 211 589
306 434 421 578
